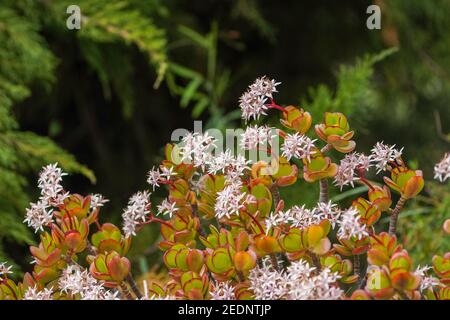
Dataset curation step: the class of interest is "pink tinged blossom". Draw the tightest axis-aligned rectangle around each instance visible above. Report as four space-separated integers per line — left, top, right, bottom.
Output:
434 152 450 182
370 142 403 173
239 76 281 123
210 281 236 300
334 152 371 190
157 198 178 218
239 91 268 123
414 265 443 292
266 202 340 232
58 265 118 300
38 162 69 206
147 166 162 191
90 194 109 211
315 201 340 228
249 76 281 99
214 181 251 219
121 190 151 237
281 133 317 161
24 200 54 233
249 258 342 300
0 262 12 278
23 286 53 300
240 125 276 150
180 132 217 169
337 207 368 240
207 150 251 183
160 166 177 179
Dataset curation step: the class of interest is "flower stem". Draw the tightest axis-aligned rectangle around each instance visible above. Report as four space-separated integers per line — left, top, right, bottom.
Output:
319 178 329 203
270 253 280 271
388 196 407 236
321 144 332 153
126 273 143 299
353 255 360 278
119 282 134 300
270 183 281 209
309 251 322 271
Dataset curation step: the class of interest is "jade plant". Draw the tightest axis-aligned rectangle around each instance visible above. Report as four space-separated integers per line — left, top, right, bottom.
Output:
1 76 449 300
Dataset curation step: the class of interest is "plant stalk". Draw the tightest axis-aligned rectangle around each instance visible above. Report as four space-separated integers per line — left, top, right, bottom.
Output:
319 178 329 203
388 196 407 236
126 273 143 299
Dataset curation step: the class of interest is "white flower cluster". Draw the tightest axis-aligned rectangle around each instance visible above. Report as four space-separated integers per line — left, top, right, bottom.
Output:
24 201 54 233
24 163 69 233
434 152 450 183
281 133 317 161
157 198 178 218
180 132 217 169
370 142 403 173
337 207 368 240
214 181 254 219
23 286 54 300
265 201 340 233
0 262 12 278
414 265 442 292
210 281 236 300
58 265 119 300
147 165 177 191
90 193 109 211
38 163 69 205
249 258 342 300
239 76 281 122
240 125 276 150
122 190 151 237
207 150 251 184
334 152 371 190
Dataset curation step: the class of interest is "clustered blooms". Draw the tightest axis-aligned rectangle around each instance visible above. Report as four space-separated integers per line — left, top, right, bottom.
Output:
58 265 119 300
37 162 69 205
122 191 151 237
210 281 236 300
239 76 281 122
90 194 109 211
265 201 340 232
249 258 342 300
434 152 450 182
23 286 53 300
1 76 449 301
23 163 70 233
334 152 371 190
281 133 316 161
214 181 254 219
207 151 250 183
180 132 217 169
337 207 368 240
370 142 403 173
157 198 178 218
23 201 54 233
240 125 276 150
147 165 177 190
0 262 12 278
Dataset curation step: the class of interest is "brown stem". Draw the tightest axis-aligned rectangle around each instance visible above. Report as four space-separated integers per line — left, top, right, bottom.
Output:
270 184 281 209
319 179 329 203
191 203 206 237
270 253 280 271
388 196 407 236
119 282 134 300
236 271 245 282
353 255 360 278
309 251 322 271
321 144 332 153
126 274 143 299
